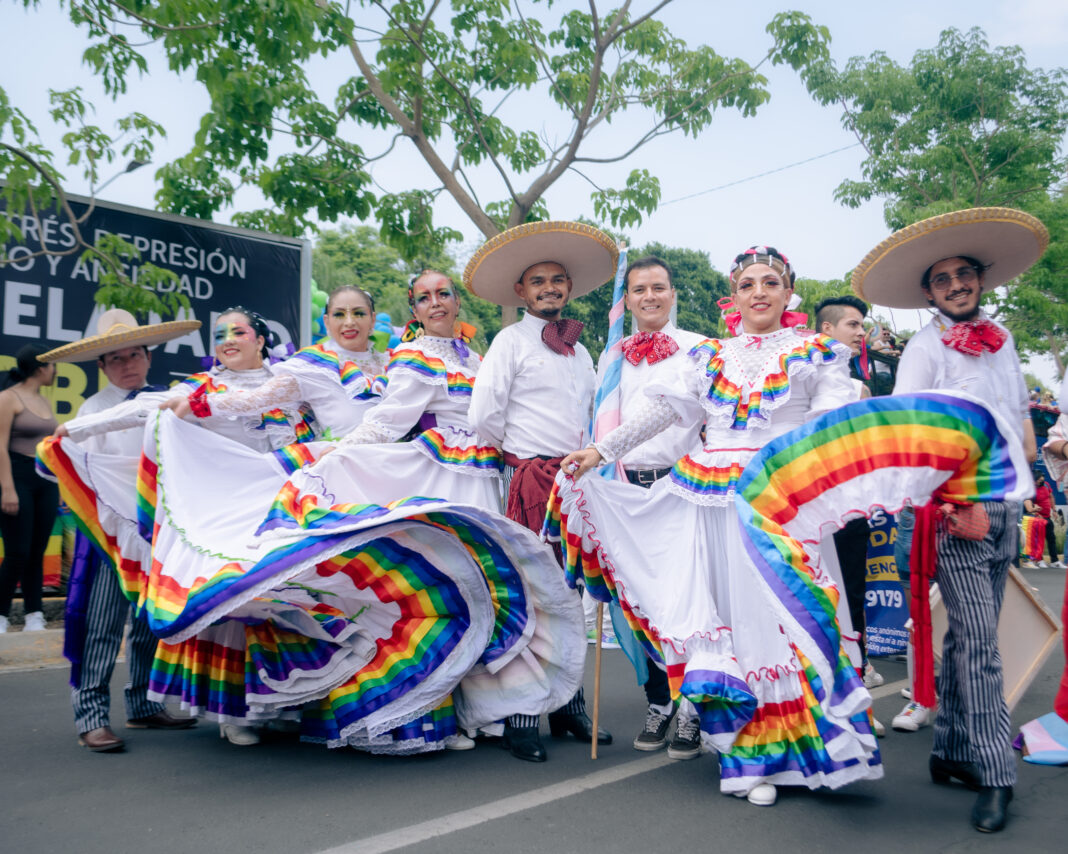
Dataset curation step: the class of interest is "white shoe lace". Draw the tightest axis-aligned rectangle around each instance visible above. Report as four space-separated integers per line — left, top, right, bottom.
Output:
643 708 671 734
675 716 701 743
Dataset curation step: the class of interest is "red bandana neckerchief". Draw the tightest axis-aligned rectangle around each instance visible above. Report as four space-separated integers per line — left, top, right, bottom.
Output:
541 318 584 357
622 331 679 365
940 318 1007 356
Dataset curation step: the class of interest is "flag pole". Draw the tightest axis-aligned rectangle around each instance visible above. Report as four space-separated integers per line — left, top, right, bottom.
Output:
588 239 627 760
592 602 605 759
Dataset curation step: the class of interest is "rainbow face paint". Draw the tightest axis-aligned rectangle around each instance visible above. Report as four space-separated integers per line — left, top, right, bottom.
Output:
214 322 256 345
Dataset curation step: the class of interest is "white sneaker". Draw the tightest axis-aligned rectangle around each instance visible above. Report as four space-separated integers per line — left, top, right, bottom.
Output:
0 615 8 634
734 783 777 806
23 611 46 632
901 687 912 700
1052 561 1066 569
892 701 933 732
863 663 884 688
220 724 261 746
444 733 476 751
1038 560 1051 568
872 717 886 737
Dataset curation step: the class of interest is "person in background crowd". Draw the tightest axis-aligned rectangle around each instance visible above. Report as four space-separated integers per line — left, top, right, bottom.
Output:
1025 472 1063 568
0 345 58 634
815 295 885 735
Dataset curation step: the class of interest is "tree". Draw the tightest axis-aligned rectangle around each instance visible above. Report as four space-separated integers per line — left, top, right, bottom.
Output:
0 87 185 318
801 27 1068 230
5 1 832 324
799 26 1068 368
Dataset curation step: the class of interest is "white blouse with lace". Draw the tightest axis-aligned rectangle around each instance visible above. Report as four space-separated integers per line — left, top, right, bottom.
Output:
594 327 854 505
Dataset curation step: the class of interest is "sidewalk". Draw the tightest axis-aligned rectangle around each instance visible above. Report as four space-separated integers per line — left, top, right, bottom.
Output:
0 597 67 671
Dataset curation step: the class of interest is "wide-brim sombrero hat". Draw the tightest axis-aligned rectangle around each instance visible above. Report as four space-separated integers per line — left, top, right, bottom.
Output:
852 207 1049 309
40 309 202 363
463 221 619 308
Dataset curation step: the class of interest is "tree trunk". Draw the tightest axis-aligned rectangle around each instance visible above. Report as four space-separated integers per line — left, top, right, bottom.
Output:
1046 330 1065 378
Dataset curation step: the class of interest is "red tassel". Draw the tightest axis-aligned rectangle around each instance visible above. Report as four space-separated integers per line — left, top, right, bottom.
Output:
910 502 939 708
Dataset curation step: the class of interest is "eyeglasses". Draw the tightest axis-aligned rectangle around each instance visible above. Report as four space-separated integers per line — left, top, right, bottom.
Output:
929 267 979 291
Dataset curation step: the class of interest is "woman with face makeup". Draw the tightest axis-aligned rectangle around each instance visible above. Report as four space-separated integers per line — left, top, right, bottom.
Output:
166 294 386 441
322 286 388 377
553 246 883 806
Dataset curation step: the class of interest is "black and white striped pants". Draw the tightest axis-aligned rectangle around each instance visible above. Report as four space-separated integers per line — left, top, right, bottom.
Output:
932 500 1019 787
71 561 162 733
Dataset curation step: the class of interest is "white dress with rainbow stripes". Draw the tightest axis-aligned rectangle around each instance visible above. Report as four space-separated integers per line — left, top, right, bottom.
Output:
548 328 881 795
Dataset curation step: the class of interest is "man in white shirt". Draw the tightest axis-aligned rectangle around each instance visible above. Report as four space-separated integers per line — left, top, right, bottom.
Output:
43 310 201 752
852 207 1044 833
608 256 706 760
466 221 617 763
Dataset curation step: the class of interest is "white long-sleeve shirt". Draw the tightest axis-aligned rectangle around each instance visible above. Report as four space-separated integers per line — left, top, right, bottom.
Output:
893 311 1029 445
468 312 595 458
598 323 706 470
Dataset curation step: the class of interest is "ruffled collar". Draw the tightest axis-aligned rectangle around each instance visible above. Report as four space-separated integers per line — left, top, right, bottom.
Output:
690 331 841 431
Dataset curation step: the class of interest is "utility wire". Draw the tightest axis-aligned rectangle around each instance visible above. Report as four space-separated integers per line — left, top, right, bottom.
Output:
659 143 862 206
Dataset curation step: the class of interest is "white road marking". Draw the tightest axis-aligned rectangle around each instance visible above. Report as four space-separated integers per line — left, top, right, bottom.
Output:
314 752 675 854
869 678 909 701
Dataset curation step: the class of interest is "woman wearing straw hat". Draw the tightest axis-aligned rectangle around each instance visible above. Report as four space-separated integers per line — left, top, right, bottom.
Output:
852 207 1046 833
555 245 881 806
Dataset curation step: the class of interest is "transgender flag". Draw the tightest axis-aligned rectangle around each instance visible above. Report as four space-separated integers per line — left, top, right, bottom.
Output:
592 242 628 481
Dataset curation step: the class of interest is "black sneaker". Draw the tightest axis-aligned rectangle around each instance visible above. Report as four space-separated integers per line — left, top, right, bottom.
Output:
632 706 675 751
667 716 702 760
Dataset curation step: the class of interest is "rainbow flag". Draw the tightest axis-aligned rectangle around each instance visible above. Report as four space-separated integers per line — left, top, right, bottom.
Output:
1021 515 1047 562
591 242 628 480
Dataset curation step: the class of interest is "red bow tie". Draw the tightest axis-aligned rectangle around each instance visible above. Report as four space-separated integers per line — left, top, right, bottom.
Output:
622 331 679 365
541 319 584 356
941 319 1007 356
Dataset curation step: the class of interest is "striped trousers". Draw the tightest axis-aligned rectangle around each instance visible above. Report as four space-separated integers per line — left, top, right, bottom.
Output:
501 462 587 728
932 500 1019 787
71 559 162 733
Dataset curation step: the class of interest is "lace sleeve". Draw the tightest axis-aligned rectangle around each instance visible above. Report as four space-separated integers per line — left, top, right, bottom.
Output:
63 389 180 442
592 395 681 463
205 374 303 418
337 369 437 446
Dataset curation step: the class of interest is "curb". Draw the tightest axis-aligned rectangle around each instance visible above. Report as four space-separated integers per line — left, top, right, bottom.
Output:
0 627 68 671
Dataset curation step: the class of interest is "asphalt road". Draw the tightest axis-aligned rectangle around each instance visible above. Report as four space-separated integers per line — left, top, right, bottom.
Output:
3 567 1065 854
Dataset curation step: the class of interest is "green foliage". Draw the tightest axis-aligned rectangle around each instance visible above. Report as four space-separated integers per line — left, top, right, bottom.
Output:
22 1 831 262
89 232 187 319
800 26 1068 230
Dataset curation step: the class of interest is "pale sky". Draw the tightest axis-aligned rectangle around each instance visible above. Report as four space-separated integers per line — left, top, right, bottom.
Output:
3 1 1066 379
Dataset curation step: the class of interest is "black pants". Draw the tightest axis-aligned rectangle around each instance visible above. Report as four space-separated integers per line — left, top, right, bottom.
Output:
625 466 674 707
1043 516 1059 562
0 453 59 616
833 517 870 660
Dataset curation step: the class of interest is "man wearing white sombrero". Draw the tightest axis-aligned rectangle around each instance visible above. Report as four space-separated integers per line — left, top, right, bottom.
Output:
853 207 1044 833
466 221 616 762
41 309 201 753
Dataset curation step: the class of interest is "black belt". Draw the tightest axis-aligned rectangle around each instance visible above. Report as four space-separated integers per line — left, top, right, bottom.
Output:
625 467 673 487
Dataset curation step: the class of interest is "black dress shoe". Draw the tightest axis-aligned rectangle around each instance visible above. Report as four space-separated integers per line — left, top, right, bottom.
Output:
503 725 547 762
548 711 612 745
972 786 1013 833
126 710 197 730
929 754 982 791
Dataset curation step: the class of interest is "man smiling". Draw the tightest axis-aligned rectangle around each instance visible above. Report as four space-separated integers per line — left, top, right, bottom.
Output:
608 256 707 758
466 220 618 763
853 207 1044 834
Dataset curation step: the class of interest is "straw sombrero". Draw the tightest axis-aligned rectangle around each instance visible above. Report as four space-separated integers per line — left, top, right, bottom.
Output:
463 221 619 308
40 309 202 363
852 207 1049 309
